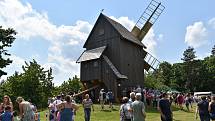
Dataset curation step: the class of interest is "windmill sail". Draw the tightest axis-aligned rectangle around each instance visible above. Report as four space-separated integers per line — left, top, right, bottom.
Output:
131 0 165 41
132 0 165 71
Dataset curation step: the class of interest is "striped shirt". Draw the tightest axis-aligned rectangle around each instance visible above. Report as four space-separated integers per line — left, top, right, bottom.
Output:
82 99 93 109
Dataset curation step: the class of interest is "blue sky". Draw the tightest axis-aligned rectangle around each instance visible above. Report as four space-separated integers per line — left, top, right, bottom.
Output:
0 0 214 85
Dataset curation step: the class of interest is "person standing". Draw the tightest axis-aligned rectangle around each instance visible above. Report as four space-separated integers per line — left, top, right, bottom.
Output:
131 93 146 121
0 95 13 113
48 98 55 121
60 95 79 121
107 89 114 109
209 96 215 121
53 95 62 120
120 97 132 121
128 92 135 104
16 97 34 121
128 92 135 120
185 94 190 111
82 94 94 121
99 89 106 110
158 93 173 121
177 93 184 110
196 96 210 121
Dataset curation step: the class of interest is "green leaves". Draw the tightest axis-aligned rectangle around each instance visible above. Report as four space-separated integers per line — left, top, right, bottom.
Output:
57 75 83 95
0 60 54 108
0 26 16 77
212 45 215 56
181 46 196 62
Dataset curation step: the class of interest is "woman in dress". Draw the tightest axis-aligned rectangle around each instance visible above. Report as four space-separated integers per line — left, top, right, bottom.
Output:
16 97 34 121
60 95 79 121
0 95 13 113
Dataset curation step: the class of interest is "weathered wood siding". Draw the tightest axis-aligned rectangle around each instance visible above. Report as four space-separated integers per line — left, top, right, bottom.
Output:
119 39 145 88
80 59 101 81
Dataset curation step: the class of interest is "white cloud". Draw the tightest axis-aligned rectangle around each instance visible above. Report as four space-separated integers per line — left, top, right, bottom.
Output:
208 18 215 29
0 0 92 85
185 21 208 48
196 52 211 60
143 29 158 57
109 16 135 31
47 54 80 86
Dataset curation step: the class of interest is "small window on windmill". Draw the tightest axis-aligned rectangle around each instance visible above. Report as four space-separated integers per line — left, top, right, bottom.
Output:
93 61 98 67
98 28 104 35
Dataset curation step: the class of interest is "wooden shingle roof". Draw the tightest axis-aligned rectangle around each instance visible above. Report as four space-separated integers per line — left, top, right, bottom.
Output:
102 14 147 48
77 46 106 63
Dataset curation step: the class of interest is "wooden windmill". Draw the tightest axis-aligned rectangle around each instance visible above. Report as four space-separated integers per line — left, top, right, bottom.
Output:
76 0 165 101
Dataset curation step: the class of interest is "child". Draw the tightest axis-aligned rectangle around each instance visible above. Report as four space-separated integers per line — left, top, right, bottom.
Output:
34 110 40 121
1 105 13 121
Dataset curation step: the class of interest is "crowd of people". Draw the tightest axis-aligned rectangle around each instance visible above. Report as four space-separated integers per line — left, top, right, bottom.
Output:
1 88 215 121
119 87 215 121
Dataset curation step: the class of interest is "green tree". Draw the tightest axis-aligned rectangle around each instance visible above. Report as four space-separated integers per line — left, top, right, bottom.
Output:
171 63 185 91
203 56 215 92
2 60 54 108
181 46 197 91
212 45 215 56
181 46 196 62
0 26 16 77
158 61 173 86
58 75 83 95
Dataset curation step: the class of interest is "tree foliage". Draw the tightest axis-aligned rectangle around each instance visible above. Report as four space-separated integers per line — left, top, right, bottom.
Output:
212 45 215 56
0 60 54 108
145 47 215 93
181 46 196 62
57 75 83 95
0 26 16 77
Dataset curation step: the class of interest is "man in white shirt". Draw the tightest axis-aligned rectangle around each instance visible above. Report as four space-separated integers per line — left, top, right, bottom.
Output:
53 95 62 120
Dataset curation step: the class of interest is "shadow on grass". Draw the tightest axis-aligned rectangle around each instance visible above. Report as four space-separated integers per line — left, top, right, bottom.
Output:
101 109 112 112
172 106 194 113
146 106 159 113
112 108 118 111
145 105 193 114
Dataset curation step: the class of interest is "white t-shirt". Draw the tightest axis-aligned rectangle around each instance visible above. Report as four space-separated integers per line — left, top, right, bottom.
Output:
53 99 62 111
100 91 105 100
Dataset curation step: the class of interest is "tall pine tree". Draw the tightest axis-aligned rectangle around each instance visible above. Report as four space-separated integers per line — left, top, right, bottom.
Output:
181 46 197 91
212 45 215 56
181 46 196 62
0 26 16 77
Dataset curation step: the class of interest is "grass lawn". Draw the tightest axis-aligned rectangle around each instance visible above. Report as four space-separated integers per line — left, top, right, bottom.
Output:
37 104 202 121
